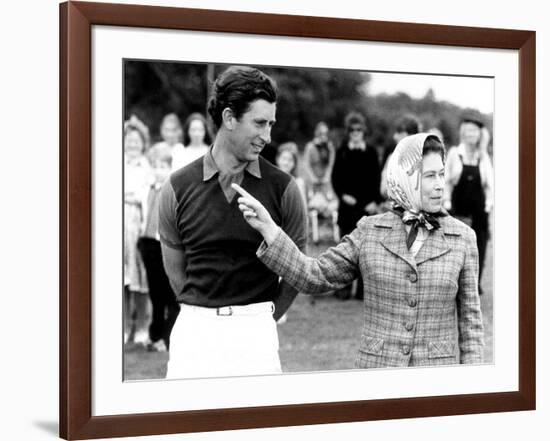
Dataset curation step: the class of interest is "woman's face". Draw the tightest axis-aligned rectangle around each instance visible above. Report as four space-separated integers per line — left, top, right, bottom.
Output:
188 119 206 145
421 152 445 213
124 129 144 159
314 124 329 143
461 122 481 147
161 120 181 146
276 150 295 175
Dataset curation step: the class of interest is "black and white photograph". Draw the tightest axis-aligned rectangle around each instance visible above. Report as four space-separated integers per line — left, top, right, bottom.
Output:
4 0 544 438
122 60 494 381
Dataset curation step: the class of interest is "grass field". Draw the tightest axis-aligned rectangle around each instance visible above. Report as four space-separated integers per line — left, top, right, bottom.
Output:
124 219 494 380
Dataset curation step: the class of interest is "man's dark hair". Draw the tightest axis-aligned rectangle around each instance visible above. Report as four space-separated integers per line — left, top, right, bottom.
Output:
395 114 421 135
207 66 278 130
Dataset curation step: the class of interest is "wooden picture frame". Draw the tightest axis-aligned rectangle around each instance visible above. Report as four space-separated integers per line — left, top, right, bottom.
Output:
59 1 535 439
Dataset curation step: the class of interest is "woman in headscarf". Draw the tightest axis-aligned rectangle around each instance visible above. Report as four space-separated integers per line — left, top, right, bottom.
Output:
233 133 484 368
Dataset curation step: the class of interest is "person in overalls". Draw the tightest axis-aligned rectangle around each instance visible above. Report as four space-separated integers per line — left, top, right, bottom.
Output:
444 114 494 294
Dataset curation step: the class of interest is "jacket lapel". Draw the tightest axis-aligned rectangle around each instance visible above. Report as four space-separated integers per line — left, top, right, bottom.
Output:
377 215 418 272
415 222 453 265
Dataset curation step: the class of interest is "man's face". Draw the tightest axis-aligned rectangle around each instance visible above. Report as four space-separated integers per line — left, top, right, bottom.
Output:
349 124 365 143
228 99 276 163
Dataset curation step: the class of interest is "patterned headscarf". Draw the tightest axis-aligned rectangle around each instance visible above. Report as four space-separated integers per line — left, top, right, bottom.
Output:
386 133 446 249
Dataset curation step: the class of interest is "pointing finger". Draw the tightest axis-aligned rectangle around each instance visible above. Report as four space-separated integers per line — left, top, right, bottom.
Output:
231 183 254 199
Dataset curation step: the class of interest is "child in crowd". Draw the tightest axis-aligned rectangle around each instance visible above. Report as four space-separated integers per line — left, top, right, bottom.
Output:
275 142 308 208
302 122 339 244
137 151 181 351
274 142 308 320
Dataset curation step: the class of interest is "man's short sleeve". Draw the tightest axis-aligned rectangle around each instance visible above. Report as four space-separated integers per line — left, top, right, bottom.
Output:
158 179 184 250
281 178 307 252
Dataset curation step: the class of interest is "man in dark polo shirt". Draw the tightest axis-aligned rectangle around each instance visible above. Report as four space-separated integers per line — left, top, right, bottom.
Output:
158 66 307 378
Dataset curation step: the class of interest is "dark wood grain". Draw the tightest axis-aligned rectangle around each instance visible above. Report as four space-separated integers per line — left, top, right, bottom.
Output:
59 3 68 437
518 32 536 409
60 2 536 439
74 1 531 49
60 2 93 439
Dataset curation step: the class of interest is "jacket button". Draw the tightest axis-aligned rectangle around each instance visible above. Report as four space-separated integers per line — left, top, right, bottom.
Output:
409 273 418 282
404 322 414 332
408 298 417 308
402 345 411 355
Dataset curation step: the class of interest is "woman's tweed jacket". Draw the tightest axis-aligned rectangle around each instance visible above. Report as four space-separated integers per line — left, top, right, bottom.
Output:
258 211 484 368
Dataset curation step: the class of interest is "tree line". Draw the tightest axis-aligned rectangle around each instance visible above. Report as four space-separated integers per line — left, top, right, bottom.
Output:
124 60 492 152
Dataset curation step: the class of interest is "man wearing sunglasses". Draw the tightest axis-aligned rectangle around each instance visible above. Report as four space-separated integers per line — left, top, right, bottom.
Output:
331 111 383 300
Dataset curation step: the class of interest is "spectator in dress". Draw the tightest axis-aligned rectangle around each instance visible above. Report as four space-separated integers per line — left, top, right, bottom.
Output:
303 122 339 244
124 115 152 344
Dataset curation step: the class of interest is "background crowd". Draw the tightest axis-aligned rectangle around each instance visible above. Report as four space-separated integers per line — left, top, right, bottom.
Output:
123 61 494 371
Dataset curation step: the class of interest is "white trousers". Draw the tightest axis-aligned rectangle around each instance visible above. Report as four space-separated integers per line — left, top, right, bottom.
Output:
166 301 282 379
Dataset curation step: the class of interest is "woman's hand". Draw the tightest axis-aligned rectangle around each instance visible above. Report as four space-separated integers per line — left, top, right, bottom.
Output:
232 183 280 245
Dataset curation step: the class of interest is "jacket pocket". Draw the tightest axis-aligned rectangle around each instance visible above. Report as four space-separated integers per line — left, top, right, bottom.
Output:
359 336 384 355
428 340 456 359
355 336 384 368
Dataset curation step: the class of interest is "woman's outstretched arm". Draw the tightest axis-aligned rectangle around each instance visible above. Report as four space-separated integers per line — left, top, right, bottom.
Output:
233 183 361 294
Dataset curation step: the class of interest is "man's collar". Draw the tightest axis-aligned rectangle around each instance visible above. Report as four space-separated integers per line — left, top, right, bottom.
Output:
203 146 262 181
202 148 218 181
